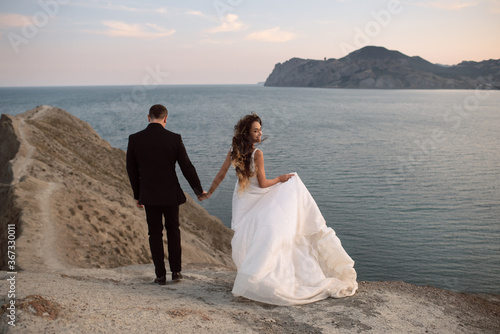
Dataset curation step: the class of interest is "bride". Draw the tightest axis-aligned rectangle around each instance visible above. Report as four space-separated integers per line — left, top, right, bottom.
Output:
200 114 357 305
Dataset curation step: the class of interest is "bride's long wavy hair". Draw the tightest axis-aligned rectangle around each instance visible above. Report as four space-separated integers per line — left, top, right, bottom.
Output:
231 113 264 193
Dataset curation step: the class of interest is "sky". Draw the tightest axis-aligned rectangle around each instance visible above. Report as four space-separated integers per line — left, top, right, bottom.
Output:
0 0 499 87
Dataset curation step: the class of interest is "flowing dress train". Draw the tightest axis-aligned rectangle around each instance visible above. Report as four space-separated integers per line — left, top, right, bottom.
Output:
230 149 358 305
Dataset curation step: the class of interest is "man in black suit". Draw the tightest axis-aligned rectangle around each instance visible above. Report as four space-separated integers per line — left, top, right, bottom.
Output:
126 104 205 285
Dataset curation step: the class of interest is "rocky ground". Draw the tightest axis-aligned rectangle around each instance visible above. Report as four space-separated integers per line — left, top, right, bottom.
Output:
1 264 500 333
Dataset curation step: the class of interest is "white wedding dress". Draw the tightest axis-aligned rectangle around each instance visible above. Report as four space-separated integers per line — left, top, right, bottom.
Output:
231 149 358 305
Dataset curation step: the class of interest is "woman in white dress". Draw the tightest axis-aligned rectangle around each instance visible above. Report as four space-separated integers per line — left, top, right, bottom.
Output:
201 114 357 305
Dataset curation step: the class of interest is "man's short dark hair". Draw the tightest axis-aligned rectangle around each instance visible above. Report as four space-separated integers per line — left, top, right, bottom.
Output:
149 104 168 120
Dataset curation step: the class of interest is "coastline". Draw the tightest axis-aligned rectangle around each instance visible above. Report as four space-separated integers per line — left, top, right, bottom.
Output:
1 106 499 332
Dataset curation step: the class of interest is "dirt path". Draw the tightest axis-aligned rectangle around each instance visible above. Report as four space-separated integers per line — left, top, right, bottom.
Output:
11 105 50 184
39 182 64 271
12 106 66 270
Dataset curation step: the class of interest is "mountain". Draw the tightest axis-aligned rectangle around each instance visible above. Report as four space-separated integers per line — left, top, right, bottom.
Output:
0 106 235 271
264 46 500 89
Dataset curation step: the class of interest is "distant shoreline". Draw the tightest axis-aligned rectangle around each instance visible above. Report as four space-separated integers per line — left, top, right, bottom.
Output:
1 84 499 90
264 46 500 90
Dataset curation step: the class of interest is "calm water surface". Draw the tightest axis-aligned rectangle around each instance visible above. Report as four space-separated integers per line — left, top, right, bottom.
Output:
1 85 499 294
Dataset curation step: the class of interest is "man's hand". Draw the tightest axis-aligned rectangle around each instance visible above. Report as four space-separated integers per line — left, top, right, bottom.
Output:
197 191 211 201
136 200 144 208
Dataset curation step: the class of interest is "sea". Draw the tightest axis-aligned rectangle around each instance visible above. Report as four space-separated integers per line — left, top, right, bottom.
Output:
1 85 499 295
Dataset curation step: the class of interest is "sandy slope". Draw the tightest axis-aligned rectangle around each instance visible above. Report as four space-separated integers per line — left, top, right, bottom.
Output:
0 106 234 272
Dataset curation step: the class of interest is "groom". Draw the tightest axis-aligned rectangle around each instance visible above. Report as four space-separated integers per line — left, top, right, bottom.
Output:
126 104 205 285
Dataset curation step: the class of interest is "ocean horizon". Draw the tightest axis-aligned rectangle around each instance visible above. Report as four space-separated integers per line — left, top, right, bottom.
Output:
1 84 499 294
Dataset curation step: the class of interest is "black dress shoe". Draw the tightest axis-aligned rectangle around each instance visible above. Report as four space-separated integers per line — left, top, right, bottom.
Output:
172 272 183 282
154 276 166 285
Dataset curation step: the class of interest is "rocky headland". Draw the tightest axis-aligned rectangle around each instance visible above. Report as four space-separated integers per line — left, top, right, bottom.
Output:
264 46 500 89
1 106 499 333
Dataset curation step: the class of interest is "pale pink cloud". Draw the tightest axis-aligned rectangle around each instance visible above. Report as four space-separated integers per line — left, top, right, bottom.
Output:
92 21 175 39
0 13 31 28
205 14 246 33
186 10 206 17
245 27 297 43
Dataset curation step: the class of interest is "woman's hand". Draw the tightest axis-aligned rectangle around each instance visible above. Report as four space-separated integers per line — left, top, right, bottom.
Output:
198 191 211 201
278 174 294 183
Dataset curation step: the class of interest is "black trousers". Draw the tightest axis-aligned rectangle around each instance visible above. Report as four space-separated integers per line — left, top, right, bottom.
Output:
144 205 181 278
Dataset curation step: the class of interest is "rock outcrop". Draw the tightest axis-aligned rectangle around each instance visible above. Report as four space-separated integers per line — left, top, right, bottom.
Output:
0 106 235 272
264 46 500 89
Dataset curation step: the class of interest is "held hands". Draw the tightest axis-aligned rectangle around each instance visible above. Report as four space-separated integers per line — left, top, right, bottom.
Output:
279 173 294 183
197 191 211 202
198 172 293 202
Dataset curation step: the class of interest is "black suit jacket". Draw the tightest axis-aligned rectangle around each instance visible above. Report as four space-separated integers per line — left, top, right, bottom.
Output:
126 123 203 206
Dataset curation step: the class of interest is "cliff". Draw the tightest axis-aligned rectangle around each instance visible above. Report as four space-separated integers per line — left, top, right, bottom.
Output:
0 105 234 271
264 46 500 89
1 106 499 333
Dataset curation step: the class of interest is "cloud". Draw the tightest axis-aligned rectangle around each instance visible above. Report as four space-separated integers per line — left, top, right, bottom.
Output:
0 13 30 28
245 27 297 43
186 10 206 17
414 1 478 10
155 8 168 14
94 21 175 39
205 14 246 33
69 1 170 15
